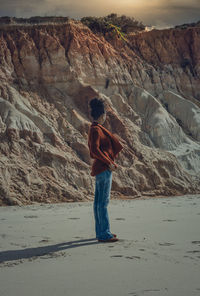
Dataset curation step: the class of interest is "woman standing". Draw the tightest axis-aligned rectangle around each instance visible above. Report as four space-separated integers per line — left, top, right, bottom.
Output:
88 98 123 242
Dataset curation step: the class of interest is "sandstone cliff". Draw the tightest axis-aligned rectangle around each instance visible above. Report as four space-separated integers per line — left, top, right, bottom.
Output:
0 18 200 205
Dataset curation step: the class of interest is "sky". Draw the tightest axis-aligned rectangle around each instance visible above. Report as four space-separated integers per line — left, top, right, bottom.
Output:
0 0 199 29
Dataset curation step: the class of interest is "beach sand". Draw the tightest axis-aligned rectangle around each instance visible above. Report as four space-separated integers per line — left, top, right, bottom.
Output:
0 194 200 296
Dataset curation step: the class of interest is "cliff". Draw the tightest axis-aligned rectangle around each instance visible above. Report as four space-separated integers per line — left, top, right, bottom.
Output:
0 18 200 205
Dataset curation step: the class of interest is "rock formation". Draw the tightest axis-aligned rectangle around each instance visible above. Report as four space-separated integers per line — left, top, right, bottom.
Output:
0 17 200 205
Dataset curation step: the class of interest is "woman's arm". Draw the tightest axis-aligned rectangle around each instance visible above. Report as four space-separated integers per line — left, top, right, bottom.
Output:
110 133 124 158
89 128 116 167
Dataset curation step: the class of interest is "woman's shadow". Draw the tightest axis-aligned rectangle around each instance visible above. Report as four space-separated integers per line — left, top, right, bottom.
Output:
0 238 99 264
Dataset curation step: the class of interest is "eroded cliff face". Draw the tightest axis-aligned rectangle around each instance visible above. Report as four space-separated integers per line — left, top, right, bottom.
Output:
0 19 200 205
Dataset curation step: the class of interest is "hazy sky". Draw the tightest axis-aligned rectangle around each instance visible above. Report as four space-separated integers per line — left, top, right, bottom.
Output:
0 0 199 28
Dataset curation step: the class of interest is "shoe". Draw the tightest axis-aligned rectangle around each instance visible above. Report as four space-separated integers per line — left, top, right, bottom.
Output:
98 237 119 243
96 233 117 239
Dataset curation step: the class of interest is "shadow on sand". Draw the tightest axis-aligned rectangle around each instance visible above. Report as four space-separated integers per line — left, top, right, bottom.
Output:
0 238 99 263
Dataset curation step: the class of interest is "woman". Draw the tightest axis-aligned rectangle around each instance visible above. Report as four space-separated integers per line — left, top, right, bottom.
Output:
88 97 123 242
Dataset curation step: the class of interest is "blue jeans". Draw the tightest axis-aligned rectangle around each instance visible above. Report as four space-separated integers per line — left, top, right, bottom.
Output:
94 169 113 240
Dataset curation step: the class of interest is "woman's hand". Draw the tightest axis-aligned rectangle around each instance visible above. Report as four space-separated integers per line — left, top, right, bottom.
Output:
108 163 117 171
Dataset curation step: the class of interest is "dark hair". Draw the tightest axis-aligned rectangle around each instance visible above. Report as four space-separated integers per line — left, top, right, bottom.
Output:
89 98 105 120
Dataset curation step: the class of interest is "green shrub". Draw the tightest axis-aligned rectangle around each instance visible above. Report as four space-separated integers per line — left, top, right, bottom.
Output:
81 13 145 38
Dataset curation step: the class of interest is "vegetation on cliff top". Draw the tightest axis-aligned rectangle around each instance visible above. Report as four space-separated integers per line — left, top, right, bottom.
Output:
81 13 145 40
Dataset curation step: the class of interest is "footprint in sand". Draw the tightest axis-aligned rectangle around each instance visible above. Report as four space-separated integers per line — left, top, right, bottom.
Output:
110 255 141 260
162 219 176 222
24 215 38 218
68 218 80 220
191 241 200 245
39 239 51 243
125 256 141 259
183 255 196 260
115 218 125 220
142 289 162 292
129 288 164 295
159 242 175 246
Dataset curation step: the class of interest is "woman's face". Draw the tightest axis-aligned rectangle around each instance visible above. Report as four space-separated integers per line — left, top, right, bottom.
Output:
100 111 106 124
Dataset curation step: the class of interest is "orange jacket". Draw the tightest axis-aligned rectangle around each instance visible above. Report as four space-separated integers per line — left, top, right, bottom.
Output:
88 122 123 176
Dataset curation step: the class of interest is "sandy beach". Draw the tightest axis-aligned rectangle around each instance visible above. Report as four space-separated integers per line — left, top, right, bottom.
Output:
0 194 200 296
